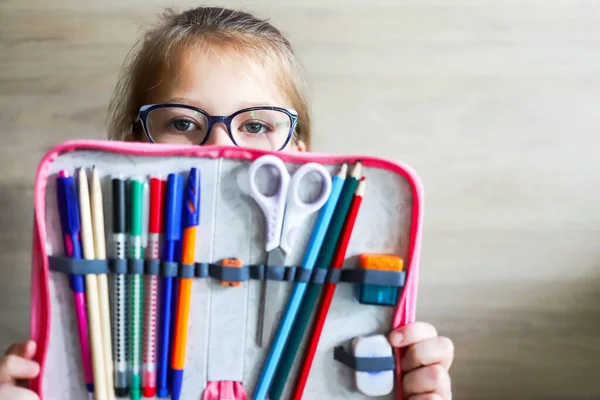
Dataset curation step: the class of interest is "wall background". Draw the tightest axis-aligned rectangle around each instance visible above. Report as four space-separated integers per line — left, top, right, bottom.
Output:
1 1 599 398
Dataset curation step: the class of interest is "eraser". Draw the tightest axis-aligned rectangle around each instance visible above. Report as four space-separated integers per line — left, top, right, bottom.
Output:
221 258 244 287
352 334 394 397
358 254 404 306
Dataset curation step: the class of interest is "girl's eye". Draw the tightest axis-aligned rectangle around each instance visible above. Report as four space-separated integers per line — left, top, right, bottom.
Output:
170 118 198 132
242 121 270 135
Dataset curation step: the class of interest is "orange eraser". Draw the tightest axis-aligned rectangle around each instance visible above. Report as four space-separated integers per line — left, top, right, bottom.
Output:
358 254 404 272
221 258 244 287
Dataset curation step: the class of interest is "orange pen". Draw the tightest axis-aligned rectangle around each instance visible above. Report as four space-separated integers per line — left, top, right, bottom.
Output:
170 168 200 400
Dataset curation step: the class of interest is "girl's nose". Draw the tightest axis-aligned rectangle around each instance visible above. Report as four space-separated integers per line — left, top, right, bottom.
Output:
203 124 234 146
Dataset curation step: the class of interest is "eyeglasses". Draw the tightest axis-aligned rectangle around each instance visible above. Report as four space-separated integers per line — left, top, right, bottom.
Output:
134 104 299 151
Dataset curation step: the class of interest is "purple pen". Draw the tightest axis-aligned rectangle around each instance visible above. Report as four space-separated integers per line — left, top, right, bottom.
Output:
56 170 94 395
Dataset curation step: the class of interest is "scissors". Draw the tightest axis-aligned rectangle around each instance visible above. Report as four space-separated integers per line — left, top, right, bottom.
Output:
248 154 333 347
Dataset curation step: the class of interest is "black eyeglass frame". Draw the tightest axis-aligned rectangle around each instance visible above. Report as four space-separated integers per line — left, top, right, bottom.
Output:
133 103 299 151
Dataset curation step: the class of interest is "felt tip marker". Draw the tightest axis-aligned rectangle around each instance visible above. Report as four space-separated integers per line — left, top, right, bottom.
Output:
112 175 129 397
129 177 145 400
142 177 166 398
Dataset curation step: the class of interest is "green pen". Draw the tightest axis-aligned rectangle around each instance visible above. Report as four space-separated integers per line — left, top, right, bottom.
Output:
128 177 145 400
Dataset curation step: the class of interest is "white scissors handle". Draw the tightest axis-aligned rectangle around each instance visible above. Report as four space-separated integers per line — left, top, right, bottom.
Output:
279 162 332 254
248 155 291 252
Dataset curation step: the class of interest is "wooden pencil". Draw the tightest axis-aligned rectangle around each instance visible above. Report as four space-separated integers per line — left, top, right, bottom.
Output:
78 167 108 400
91 167 115 400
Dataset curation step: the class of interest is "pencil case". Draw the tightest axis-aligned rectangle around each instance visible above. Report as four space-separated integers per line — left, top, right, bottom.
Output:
28 139 424 400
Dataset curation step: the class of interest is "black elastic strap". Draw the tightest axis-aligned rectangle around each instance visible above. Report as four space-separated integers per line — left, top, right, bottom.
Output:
49 256 109 275
128 259 144 275
250 265 265 280
296 267 313 282
310 269 327 284
111 259 128 274
48 257 406 287
341 269 406 287
179 264 195 278
208 264 250 282
327 269 342 284
145 260 160 275
266 265 287 281
196 262 209 278
161 262 179 277
333 345 395 372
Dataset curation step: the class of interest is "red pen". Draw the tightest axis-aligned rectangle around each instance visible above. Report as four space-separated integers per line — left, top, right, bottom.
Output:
142 177 166 398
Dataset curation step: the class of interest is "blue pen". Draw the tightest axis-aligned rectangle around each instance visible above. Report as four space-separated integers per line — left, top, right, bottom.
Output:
171 167 201 400
253 164 347 400
56 170 95 397
156 173 184 398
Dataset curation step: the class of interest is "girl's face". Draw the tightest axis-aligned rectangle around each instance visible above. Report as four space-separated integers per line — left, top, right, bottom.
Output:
129 50 306 152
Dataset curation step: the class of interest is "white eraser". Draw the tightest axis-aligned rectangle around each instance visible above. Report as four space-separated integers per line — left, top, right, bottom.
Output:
352 334 394 397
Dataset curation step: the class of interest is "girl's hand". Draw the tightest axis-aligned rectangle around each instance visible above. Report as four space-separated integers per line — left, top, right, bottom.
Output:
389 322 454 400
0 340 40 399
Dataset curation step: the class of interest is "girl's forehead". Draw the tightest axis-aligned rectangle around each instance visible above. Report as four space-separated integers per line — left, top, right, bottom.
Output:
149 48 291 114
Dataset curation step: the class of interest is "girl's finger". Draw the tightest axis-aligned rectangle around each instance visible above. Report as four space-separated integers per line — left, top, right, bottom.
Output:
403 364 452 400
0 383 40 400
388 321 438 348
4 342 28 357
409 394 444 400
22 342 36 360
0 355 40 383
401 336 454 372
4 341 36 360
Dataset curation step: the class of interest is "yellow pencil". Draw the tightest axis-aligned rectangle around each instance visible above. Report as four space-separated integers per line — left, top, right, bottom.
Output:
91 167 115 400
78 168 108 400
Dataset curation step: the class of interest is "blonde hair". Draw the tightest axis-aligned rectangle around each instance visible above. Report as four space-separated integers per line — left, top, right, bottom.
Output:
107 6 312 149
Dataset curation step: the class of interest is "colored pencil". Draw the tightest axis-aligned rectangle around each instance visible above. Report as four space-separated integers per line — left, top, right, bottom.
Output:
253 163 347 400
91 167 115 400
78 168 108 400
142 177 166 398
129 177 145 400
56 170 94 396
171 168 201 400
291 177 366 400
269 161 362 400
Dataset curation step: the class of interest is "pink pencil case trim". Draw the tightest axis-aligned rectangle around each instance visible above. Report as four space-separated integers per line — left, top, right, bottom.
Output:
29 139 424 399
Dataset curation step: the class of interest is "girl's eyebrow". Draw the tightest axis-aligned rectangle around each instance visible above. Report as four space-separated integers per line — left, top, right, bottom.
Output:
163 97 195 105
162 97 285 111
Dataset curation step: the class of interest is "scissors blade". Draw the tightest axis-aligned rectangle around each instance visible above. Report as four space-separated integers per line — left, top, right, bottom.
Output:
266 246 287 266
258 247 289 347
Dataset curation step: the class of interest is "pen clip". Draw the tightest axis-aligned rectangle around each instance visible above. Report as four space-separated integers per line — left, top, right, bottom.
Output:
57 174 81 236
182 168 201 229
165 173 184 241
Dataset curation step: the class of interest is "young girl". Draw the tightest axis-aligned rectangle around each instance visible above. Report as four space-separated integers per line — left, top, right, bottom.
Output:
0 6 453 400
